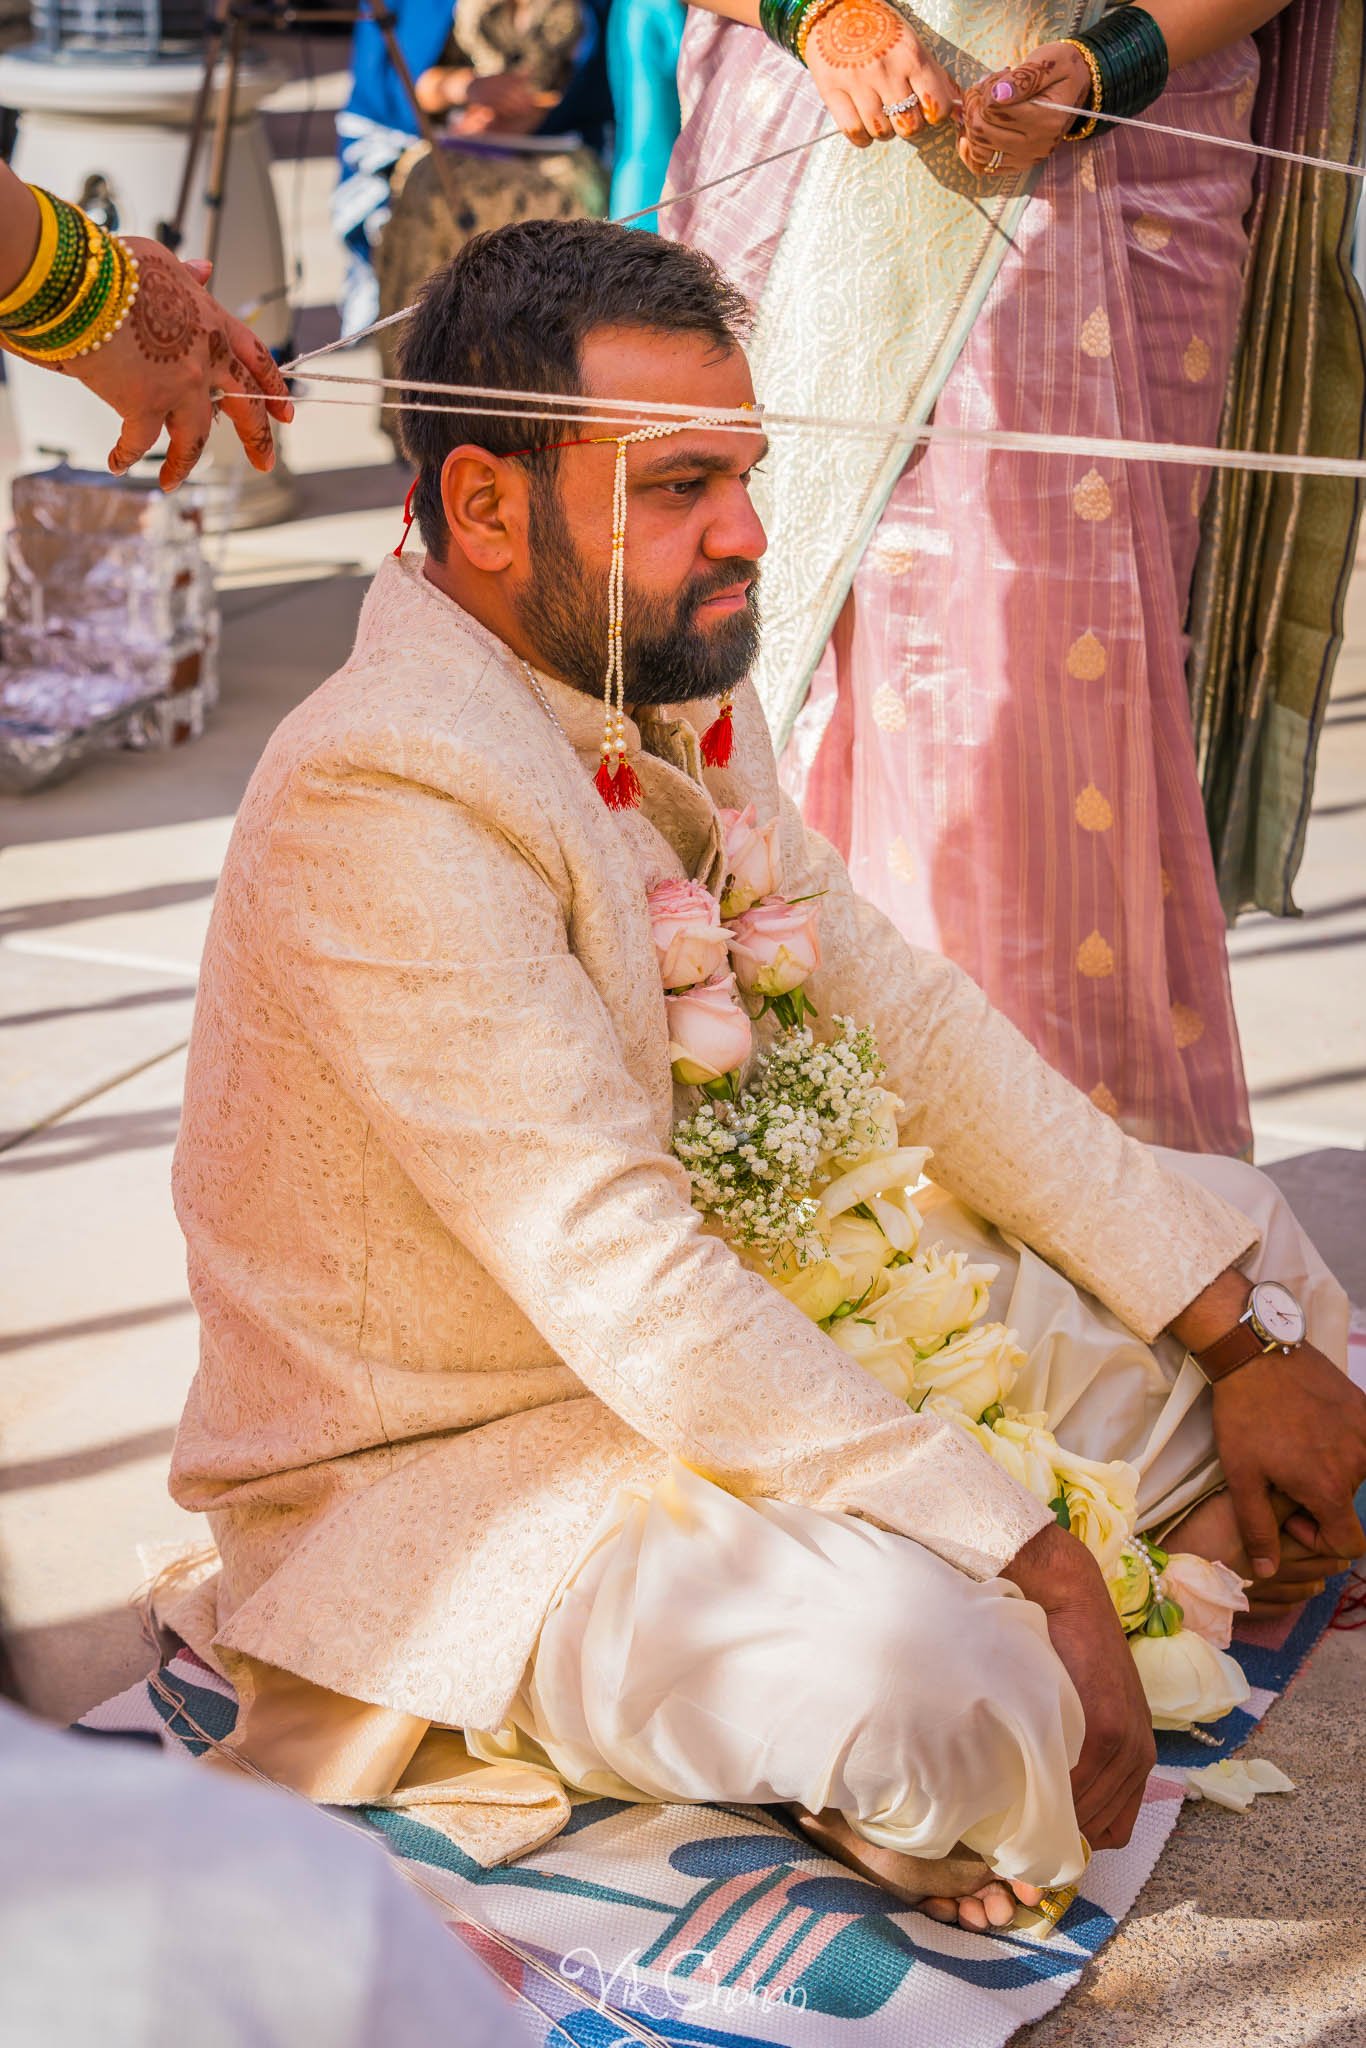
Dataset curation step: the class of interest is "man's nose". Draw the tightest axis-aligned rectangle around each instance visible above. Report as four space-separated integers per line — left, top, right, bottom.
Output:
703 479 768 564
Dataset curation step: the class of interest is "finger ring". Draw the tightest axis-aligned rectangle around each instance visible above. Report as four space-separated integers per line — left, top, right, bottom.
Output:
987 149 1005 172
883 93 921 118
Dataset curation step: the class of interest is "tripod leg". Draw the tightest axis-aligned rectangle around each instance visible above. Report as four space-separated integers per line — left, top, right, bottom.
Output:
203 9 246 275
368 1 468 230
164 0 232 252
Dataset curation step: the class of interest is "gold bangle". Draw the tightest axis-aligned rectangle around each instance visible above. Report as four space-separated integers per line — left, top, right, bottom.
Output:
795 0 844 64
0 186 59 320
1060 38 1103 143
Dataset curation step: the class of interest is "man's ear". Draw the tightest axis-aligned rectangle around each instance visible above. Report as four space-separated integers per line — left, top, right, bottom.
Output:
439 445 528 573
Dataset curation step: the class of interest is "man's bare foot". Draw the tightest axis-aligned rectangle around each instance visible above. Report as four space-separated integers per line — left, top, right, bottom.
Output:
920 1879 1044 1931
788 1810 1047 1931
1166 1488 1350 1617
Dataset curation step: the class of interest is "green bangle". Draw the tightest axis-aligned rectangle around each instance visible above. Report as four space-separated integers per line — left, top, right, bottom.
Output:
0 196 86 335
15 233 116 355
759 0 815 58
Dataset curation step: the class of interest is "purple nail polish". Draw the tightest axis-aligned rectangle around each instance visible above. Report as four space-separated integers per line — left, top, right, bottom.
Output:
991 78 1015 103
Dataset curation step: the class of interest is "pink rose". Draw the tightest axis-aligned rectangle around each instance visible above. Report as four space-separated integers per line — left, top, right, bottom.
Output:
646 878 731 992
1161 1554 1250 1650
719 803 782 918
727 893 822 998
666 969 754 1085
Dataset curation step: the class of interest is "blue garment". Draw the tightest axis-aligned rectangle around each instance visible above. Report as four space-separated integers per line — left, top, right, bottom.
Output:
607 0 686 230
334 0 612 335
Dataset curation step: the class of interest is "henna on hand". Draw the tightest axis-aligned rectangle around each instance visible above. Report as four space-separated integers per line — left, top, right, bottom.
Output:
810 0 902 70
130 255 202 366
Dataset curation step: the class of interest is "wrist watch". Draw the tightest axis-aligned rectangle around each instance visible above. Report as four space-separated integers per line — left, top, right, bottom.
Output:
1192 1280 1307 1384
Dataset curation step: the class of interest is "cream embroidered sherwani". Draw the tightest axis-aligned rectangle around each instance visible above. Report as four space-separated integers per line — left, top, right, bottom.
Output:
168 555 1269 1861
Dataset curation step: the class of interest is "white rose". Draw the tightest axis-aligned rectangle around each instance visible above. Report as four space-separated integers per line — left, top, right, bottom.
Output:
1130 1631 1251 1730
1160 1554 1250 1650
1049 1443 1140 1576
817 1148 930 1256
909 1320 1024 1421
824 1211 900 1300
954 1413 1061 1502
768 1255 850 1325
867 1247 997 1354
826 1312 915 1400
1108 1546 1156 1632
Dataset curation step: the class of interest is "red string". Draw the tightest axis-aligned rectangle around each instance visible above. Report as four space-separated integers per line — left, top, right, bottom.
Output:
393 438 607 556
392 475 419 558
1329 1569 1366 1630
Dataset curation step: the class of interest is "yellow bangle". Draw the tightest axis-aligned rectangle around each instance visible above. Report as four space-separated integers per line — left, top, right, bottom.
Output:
1060 38 1104 142
0 186 59 319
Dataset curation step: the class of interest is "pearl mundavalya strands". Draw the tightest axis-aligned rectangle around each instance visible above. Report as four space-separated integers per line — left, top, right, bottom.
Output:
596 416 743 811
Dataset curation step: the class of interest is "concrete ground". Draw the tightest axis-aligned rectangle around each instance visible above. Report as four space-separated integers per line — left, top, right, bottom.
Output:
1 55 1363 2046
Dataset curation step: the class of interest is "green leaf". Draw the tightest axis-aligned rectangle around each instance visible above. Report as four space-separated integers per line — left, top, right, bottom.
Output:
1049 1491 1071 1531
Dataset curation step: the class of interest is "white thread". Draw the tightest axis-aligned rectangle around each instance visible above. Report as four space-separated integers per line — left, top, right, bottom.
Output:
284 100 1366 377
262 379 1366 483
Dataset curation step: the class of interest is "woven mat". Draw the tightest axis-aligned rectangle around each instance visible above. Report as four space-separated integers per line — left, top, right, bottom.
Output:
76 1327 1365 2047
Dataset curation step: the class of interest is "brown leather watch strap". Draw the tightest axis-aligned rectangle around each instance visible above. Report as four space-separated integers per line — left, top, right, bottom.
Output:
1194 1317 1267 1383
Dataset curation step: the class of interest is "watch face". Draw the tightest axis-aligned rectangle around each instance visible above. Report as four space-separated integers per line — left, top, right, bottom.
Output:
1249 1282 1306 1348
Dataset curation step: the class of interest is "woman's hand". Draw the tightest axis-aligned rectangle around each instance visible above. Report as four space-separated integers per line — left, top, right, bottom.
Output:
53 238 292 491
804 0 960 147
957 41 1092 177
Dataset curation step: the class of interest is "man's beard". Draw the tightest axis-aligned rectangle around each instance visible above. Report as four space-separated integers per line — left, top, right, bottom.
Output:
514 476 761 708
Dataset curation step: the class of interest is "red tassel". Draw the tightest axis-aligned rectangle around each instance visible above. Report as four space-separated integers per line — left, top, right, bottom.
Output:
595 756 642 810
700 699 734 769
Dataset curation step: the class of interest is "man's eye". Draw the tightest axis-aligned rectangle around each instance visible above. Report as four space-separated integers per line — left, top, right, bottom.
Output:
660 478 705 498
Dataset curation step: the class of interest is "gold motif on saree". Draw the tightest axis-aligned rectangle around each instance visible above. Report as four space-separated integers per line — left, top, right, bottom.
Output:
1089 1081 1120 1117
1074 783 1113 831
1182 335 1212 382
1171 1001 1206 1049
1080 307 1112 358
1078 152 1098 193
1160 866 1174 900
1072 468 1113 521
1132 213 1172 253
888 835 918 883
873 684 909 731
1233 75 1256 122
1066 629 1107 680
1077 929 1115 978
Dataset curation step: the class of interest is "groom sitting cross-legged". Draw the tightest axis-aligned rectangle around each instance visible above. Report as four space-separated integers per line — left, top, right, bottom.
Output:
169 219 1364 1930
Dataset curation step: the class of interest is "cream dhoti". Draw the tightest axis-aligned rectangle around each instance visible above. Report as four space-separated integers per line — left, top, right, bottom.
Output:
469 1153 1348 1890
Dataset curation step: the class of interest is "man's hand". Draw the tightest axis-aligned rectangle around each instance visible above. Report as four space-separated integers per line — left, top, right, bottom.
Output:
1211 1345 1366 1581
1003 1522 1155 1851
58 237 293 491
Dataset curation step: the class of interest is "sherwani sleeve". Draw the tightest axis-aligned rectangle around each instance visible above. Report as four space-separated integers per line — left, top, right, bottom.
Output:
267 759 1051 1580
779 796 1259 1344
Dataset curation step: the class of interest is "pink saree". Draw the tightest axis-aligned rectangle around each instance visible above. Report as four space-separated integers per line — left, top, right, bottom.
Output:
666 18 1260 1155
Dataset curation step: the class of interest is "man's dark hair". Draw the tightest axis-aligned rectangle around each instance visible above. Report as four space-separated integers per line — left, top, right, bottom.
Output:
397 218 752 559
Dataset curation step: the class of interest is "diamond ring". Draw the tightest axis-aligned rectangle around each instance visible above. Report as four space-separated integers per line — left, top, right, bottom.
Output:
883 93 921 118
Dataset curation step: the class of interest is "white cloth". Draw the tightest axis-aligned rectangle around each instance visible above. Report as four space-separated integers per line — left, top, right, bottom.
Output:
0 1702 518 2048
470 1152 1348 1890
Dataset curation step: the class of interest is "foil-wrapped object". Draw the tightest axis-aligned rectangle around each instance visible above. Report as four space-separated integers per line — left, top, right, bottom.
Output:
11 465 205 546
0 464 222 792
5 531 215 645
